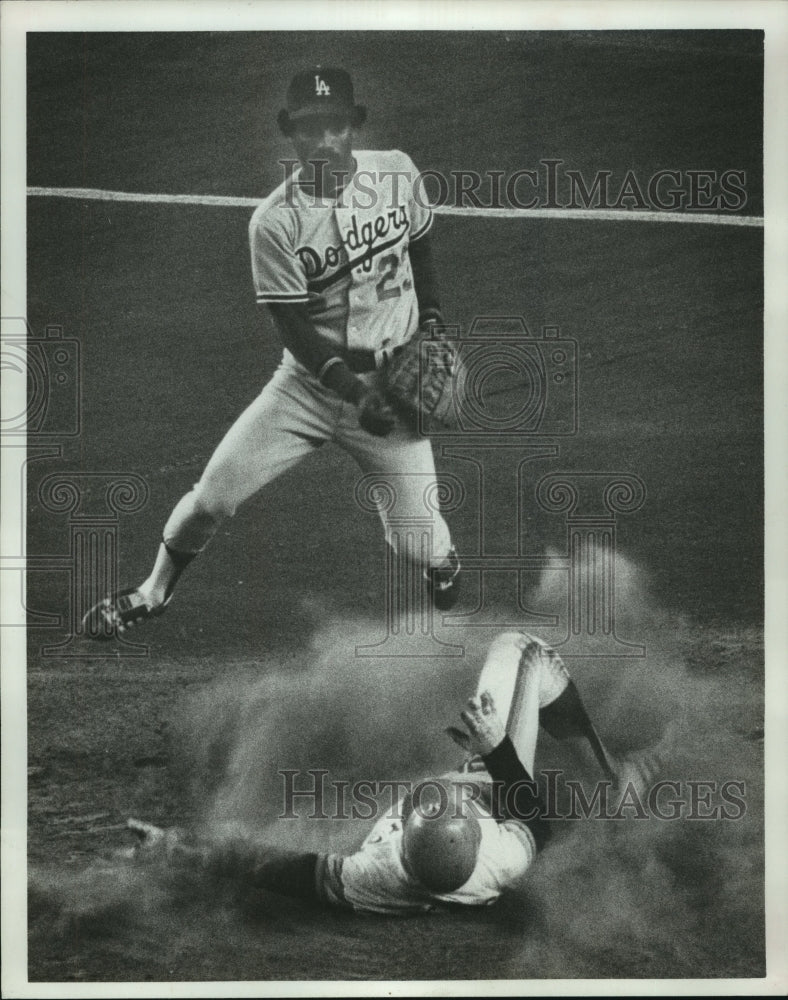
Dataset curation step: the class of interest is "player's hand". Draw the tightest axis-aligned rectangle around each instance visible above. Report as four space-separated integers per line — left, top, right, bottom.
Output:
357 388 397 437
446 691 507 756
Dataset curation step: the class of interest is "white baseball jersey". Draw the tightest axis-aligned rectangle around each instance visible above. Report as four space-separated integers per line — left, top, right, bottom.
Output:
249 149 432 364
315 775 536 915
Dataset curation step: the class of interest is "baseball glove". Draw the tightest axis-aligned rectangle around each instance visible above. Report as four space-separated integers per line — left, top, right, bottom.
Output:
380 323 458 431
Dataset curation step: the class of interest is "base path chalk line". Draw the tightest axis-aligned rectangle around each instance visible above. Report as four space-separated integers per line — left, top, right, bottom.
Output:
26 186 763 227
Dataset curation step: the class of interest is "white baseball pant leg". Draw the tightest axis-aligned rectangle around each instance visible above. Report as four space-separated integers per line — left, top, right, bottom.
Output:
163 364 339 553
336 374 453 567
163 364 453 569
475 632 571 774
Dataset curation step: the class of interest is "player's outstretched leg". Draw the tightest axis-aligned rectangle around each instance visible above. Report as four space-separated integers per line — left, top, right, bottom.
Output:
384 536 461 612
80 485 217 640
81 372 324 640
535 650 665 796
469 631 663 795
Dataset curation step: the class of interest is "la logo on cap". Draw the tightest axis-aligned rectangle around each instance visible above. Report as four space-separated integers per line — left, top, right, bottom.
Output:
280 68 366 129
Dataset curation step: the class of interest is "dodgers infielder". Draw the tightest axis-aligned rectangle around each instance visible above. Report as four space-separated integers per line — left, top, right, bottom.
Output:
84 66 460 638
127 633 662 915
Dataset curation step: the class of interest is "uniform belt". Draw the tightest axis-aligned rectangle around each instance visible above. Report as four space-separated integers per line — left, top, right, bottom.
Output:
344 345 403 373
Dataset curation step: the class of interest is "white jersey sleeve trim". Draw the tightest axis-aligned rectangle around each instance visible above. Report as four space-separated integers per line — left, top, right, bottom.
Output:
410 209 434 242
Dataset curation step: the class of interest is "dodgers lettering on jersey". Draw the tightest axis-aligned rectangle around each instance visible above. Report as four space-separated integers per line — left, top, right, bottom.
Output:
249 150 432 359
315 776 536 915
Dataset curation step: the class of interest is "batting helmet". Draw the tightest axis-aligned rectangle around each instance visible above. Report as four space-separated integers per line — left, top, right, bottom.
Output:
401 779 482 893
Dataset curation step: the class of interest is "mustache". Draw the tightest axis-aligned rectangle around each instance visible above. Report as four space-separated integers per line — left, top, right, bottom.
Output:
308 152 342 165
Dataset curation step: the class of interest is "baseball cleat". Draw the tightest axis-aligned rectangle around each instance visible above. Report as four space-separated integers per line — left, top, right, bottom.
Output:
426 547 461 611
81 588 171 640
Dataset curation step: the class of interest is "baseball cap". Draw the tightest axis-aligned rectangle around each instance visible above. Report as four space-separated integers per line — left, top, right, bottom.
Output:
285 67 360 121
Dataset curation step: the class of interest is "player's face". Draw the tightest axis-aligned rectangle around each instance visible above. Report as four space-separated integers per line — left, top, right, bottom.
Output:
290 113 354 190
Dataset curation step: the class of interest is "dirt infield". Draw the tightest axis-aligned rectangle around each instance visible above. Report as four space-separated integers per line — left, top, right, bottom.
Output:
22 29 764 983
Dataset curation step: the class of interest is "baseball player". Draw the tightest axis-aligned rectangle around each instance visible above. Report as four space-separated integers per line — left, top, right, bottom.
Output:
127 632 661 915
83 66 460 638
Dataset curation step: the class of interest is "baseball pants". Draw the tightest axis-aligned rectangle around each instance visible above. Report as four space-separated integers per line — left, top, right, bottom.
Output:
162 361 453 567
474 631 571 774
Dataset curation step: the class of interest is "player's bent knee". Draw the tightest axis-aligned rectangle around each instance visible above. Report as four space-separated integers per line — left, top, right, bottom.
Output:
189 479 240 521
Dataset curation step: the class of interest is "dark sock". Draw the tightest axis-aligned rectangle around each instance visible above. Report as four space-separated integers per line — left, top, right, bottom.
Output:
162 542 197 600
539 681 614 780
164 542 197 571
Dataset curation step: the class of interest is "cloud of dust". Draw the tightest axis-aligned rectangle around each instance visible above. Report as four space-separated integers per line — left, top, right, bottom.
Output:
506 548 765 977
169 617 494 851
29 547 763 978
168 546 764 975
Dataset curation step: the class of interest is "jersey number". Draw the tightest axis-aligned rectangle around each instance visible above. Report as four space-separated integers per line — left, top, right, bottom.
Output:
376 253 404 302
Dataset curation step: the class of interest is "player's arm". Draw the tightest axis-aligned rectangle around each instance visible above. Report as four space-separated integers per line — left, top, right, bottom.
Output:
481 734 552 851
447 693 553 850
204 838 360 910
249 206 355 389
202 837 335 902
266 303 396 437
266 301 361 396
268 302 395 436
407 230 443 327
402 150 442 326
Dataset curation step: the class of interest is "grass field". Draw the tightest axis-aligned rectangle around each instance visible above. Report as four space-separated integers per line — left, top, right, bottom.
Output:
20 29 765 985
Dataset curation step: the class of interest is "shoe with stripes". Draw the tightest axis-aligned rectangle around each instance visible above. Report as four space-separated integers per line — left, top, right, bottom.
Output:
82 588 171 640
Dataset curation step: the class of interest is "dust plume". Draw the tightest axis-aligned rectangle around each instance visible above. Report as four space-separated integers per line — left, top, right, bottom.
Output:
28 547 764 979
508 548 764 977
169 615 492 850
167 546 764 976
